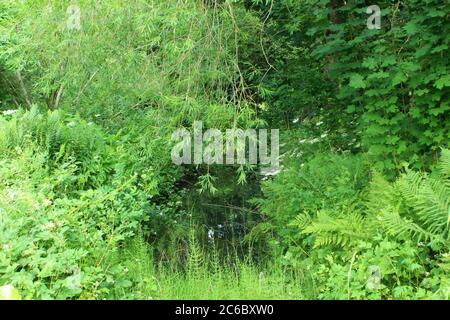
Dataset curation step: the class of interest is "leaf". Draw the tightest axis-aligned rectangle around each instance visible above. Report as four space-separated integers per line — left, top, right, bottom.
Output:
415 89 429 96
404 22 418 35
367 71 390 80
429 103 449 116
426 9 446 18
346 105 356 113
349 74 366 89
381 56 396 67
306 27 317 36
362 57 377 70
431 44 448 54
392 72 407 86
400 62 420 73
434 75 450 90
415 45 432 58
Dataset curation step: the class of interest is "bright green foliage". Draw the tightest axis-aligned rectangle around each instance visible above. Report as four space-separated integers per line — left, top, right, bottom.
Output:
0 0 245 119
117 236 304 300
0 0 448 301
0 107 112 189
256 149 450 299
375 151 450 246
239 0 450 172
0 109 147 299
251 152 370 251
300 209 368 249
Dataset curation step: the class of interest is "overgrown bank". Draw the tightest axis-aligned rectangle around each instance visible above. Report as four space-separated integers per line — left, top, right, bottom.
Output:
0 0 449 300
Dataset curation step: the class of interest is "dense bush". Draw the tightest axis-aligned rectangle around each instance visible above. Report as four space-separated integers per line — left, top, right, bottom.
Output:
0 0 448 300
0 109 147 299
250 152 371 251
238 0 449 172
253 149 450 299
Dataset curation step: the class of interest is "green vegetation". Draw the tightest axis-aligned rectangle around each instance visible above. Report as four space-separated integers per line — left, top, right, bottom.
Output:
0 0 448 300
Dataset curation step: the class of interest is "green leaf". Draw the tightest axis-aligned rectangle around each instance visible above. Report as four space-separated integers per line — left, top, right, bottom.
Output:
349 74 366 89
362 57 377 70
431 44 448 54
382 56 396 67
434 75 450 89
392 72 407 86
426 9 446 18
404 22 418 35
346 105 356 113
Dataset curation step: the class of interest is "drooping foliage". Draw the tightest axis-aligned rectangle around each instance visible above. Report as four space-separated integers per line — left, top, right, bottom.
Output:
0 0 448 300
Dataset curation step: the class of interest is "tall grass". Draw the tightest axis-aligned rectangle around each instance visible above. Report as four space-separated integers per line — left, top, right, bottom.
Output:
120 235 305 300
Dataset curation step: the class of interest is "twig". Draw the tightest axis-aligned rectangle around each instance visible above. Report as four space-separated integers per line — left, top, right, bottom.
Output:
75 70 98 107
54 84 64 110
202 203 259 215
259 0 276 74
15 70 32 108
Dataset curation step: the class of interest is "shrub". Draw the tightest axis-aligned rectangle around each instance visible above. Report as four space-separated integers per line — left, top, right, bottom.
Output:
0 109 147 299
250 152 371 252
288 149 450 299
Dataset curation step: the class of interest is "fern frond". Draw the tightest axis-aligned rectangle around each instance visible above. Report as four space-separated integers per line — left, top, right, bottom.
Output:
366 170 398 215
302 210 369 248
243 222 273 243
438 149 450 179
290 212 313 230
379 207 442 243
397 169 450 238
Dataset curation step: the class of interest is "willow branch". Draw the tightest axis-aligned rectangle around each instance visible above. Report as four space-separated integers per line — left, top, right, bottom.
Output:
15 70 32 109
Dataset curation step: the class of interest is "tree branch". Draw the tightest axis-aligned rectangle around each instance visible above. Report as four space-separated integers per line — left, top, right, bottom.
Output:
15 70 32 109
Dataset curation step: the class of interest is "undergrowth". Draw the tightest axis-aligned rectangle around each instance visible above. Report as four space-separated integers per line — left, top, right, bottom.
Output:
117 235 304 300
